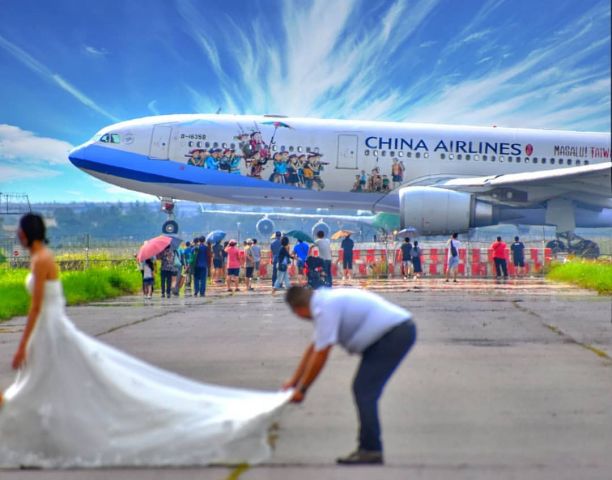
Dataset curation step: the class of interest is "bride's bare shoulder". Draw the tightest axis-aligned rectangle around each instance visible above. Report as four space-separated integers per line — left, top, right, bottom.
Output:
32 247 59 279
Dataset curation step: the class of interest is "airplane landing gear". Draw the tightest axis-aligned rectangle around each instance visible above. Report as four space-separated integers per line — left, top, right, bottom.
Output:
160 198 179 235
546 232 600 258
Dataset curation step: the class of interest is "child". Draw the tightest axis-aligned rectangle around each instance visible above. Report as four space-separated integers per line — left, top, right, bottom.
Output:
143 258 155 300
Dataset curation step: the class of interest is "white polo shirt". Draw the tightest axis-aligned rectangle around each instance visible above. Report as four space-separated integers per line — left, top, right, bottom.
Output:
310 288 412 354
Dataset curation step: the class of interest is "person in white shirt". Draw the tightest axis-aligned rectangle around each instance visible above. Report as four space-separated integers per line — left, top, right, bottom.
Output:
312 230 333 287
283 286 417 465
445 232 461 283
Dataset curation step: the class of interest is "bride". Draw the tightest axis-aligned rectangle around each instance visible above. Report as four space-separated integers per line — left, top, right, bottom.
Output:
0 214 291 468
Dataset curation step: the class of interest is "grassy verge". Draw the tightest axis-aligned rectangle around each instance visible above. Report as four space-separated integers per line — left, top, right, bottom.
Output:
546 259 612 294
0 265 142 322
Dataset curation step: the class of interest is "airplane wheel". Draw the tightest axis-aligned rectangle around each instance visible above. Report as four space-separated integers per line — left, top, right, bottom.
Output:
571 240 600 259
162 220 179 235
546 239 566 254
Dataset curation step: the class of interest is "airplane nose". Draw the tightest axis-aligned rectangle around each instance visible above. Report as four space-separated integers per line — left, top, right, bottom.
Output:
68 143 88 167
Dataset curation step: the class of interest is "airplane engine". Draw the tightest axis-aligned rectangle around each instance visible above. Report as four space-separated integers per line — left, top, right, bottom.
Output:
311 220 330 238
399 186 495 235
256 217 275 236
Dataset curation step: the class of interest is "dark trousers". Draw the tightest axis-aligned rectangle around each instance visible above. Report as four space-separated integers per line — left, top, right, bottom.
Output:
353 320 417 452
160 270 173 296
194 266 207 296
323 259 332 287
271 259 278 286
494 258 508 278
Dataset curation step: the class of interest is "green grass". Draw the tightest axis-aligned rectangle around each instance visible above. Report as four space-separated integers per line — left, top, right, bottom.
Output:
0 265 143 322
547 259 612 294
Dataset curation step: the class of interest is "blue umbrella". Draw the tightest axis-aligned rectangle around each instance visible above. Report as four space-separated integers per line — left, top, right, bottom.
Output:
205 230 226 244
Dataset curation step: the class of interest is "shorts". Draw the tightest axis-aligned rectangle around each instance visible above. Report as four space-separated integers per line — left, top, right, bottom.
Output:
245 267 254 278
342 258 353 269
227 268 240 277
513 258 525 267
392 174 402 182
142 278 153 285
254 261 260 272
448 256 459 269
213 259 223 269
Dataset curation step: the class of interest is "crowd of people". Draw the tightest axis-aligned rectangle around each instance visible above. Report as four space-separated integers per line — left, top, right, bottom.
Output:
351 159 406 193
138 230 529 300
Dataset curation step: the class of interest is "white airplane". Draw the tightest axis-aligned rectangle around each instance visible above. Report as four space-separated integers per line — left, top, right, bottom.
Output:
69 114 611 256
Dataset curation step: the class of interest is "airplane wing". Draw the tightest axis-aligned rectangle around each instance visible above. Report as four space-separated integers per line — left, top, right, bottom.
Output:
433 163 612 208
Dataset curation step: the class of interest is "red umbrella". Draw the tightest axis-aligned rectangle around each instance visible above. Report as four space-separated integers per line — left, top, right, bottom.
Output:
137 235 174 262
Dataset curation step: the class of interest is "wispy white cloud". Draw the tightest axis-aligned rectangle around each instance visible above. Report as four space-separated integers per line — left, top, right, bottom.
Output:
83 45 109 56
419 40 437 48
0 34 119 122
0 164 61 181
462 29 492 43
0 124 73 165
147 99 160 115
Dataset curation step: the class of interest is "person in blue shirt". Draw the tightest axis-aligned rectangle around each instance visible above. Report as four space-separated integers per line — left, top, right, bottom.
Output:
292 239 310 284
192 236 210 297
340 233 355 280
511 236 526 277
181 241 194 296
229 151 242 174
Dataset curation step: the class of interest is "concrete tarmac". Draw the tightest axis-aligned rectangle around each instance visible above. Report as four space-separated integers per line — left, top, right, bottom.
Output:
0 278 611 480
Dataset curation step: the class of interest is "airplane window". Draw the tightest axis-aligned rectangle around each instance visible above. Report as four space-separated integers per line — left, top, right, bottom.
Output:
465 154 471 160
188 141 193 147
99 134 110 143
576 160 581 165
474 155 479 161
449 153 454 159
524 157 530 163
398 151 403 157
382 150 386 157
406 152 412 158
567 159 572 165
440 153 446 159
314 147 320 153
222 143 227 148
196 141 201 147
205 142 210 148
415 152 420 159
424 152 429 159
213 142 218 148
550 158 555 164
483 155 488 161
272 145 277 151
532 158 538 164
281 145 286 151
390 151 395 156
289 146 295 152
231 143 235 149
558 158 564 164
584 160 589 165
491 155 496 162
373 150 378 156
507 156 513 162
499 156 505 162
111 134 121 144
364 149 370 156
306 147 311 152
541 158 546 164
457 154 462 160
297 146 302 153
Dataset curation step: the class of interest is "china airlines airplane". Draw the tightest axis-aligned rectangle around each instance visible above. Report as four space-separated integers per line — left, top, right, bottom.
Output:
68 114 611 256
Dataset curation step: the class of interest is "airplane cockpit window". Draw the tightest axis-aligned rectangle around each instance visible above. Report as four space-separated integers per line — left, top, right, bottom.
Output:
99 134 110 143
111 134 121 144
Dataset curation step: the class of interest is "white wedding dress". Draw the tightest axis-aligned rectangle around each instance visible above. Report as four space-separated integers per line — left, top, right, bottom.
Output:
0 275 291 468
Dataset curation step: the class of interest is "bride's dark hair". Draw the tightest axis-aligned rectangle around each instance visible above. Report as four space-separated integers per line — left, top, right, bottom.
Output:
19 213 49 247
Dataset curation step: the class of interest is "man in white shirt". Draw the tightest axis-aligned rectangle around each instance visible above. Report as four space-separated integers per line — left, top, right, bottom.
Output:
445 232 461 283
283 286 417 465
313 230 333 287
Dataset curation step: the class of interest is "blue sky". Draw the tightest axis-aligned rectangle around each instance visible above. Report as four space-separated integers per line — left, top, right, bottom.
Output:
0 0 610 202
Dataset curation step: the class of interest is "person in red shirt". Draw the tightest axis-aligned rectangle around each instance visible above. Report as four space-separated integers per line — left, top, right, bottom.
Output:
490 236 508 280
224 239 242 292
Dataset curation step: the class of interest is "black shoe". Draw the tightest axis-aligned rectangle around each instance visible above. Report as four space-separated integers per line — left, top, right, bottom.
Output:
336 450 383 465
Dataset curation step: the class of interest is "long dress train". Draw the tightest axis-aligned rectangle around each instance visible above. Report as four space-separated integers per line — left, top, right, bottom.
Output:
0 275 291 468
